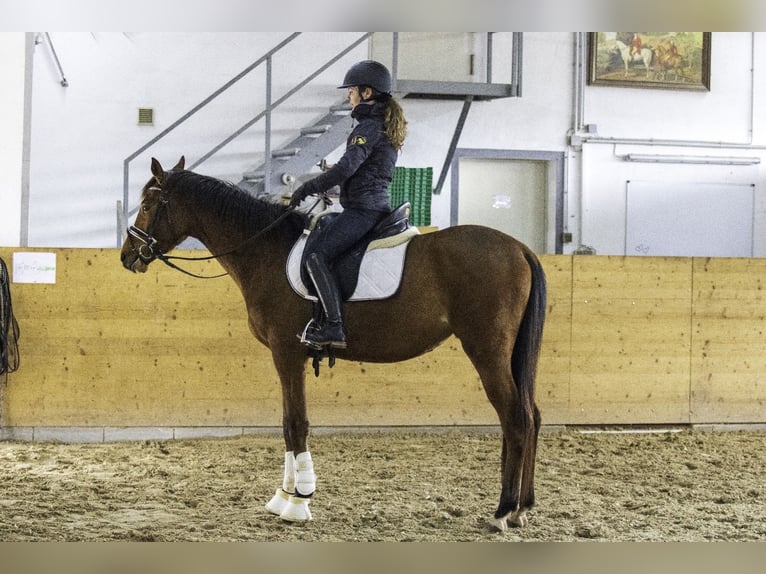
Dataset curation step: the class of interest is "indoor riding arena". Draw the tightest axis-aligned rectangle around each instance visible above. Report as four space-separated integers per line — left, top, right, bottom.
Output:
1 249 765 541
2 32 766 543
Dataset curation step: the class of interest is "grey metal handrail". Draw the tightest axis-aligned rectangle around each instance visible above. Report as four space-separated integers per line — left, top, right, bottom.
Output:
121 33 301 223
119 33 520 242
121 33 374 228
187 33 373 177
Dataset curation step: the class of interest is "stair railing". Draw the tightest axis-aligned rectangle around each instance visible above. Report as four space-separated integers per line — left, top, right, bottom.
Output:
189 33 372 188
118 32 521 244
120 32 371 239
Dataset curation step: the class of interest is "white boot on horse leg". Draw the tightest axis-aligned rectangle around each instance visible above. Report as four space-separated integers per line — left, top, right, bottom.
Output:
266 451 295 515
280 451 316 522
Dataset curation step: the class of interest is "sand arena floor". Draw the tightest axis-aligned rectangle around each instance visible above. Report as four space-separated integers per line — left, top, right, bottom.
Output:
1 428 764 541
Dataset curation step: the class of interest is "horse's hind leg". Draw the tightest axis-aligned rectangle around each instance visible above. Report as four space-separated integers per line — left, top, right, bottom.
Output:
492 403 532 531
465 350 529 531
509 404 541 527
493 432 524 531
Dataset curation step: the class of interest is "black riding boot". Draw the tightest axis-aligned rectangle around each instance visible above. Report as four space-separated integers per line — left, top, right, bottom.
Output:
304 253 347 349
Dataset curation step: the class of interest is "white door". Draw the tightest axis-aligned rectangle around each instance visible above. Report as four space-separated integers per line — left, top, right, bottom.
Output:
457 158 548 253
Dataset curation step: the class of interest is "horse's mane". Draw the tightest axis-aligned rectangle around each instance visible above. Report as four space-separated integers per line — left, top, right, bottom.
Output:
165 170 308 238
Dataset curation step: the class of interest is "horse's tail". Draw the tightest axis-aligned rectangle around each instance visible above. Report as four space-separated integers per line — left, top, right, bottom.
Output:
511 249 547 431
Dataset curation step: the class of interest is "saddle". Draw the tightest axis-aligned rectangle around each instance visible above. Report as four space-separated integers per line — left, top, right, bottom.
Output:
286 202 418 302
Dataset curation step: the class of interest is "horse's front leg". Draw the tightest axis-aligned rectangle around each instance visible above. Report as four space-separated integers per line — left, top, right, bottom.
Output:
264 346 316 522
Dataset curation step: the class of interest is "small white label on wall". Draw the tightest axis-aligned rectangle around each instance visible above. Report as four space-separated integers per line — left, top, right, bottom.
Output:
13 252 57 284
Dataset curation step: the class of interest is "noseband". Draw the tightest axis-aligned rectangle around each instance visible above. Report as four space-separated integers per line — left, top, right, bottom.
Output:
127 186 168 264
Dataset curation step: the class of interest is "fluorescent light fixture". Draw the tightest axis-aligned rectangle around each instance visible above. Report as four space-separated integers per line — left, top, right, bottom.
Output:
622 153 761 165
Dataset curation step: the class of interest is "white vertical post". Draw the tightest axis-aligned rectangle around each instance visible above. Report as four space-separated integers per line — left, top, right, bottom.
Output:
0 33 31 247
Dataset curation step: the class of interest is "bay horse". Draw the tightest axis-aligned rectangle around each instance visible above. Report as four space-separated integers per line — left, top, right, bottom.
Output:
120 157 547 532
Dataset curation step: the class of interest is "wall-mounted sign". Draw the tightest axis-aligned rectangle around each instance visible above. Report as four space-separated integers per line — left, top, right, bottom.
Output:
13 252 57 284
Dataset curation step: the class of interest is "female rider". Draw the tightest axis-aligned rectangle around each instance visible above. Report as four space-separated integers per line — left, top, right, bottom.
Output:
290 60 408 349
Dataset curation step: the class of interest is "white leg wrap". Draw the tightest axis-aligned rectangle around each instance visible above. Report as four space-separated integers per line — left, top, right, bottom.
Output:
265 452 296 516
294 451 316 497
282 451 296 492
267 451 316 522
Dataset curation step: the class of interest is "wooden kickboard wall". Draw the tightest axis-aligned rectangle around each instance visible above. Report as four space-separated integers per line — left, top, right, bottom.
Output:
1 248 765 429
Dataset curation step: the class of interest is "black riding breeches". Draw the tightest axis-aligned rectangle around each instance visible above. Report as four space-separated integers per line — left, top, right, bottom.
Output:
305 207 387 266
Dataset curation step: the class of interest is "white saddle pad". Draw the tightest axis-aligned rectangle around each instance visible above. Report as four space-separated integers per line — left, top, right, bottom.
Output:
286 227 419 302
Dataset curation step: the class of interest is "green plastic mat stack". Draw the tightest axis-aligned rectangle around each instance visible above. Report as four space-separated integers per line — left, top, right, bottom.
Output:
388 167 432 227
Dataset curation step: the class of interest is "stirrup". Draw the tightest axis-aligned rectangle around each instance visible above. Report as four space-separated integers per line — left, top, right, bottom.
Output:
299 320 346 350
301 336 347 350
298 319 325 349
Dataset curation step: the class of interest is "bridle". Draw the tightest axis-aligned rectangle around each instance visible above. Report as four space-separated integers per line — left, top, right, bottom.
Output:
127 186 167 264
128 184 236 279
126 182 311 279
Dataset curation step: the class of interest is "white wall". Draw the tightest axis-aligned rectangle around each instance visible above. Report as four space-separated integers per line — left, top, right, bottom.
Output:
0 33 28 247
26 32 369 247
400 33 575 235
579 33 766 255
9 32 766 255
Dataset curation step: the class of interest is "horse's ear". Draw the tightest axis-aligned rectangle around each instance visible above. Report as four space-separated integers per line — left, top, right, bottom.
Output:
172 156 185 171
151 157 164 185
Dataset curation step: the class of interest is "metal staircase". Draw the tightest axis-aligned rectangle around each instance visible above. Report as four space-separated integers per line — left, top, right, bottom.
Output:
236 33 524 199
119 33 523 246
239 100 352 196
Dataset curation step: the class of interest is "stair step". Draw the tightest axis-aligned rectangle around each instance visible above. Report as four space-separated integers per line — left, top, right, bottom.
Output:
271 147 300 158
301 124 332 136
239 98 354 194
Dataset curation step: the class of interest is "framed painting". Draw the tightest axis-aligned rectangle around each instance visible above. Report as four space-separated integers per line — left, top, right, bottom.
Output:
588 32 711 91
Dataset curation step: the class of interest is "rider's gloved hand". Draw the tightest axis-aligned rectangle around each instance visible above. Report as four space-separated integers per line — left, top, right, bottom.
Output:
289 180 320 208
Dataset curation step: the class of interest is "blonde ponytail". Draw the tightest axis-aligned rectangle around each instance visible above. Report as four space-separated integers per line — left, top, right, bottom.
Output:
383 97 408 151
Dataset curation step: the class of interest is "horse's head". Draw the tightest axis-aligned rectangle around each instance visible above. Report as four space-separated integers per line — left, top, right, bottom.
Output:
120 156 187 273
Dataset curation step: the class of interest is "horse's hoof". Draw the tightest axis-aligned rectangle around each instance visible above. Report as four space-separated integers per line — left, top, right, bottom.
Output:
488 508 529 531
487 515 508 532
280 495 313 522
509 509 529 528
265 488 291 516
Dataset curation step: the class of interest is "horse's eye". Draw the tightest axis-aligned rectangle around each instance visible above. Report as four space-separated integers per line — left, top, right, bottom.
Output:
141 204 151 213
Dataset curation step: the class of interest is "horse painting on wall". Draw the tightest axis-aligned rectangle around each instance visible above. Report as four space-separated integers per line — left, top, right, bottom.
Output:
588 32 711 91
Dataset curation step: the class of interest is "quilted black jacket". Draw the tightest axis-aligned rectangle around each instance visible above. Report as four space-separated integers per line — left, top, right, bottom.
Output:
302 101 397 213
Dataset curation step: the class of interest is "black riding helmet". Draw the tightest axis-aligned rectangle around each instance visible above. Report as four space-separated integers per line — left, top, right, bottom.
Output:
337 60 392 96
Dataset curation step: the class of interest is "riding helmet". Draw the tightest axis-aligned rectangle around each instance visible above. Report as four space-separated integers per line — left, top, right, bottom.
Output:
338 60 392 94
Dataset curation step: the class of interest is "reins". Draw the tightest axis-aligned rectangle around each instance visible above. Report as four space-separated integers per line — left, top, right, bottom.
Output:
128 186 328 280
154 205 297 279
